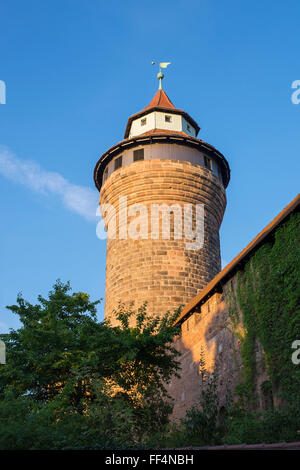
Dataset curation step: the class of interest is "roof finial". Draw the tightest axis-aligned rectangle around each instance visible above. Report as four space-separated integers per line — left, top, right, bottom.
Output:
152 61 171 90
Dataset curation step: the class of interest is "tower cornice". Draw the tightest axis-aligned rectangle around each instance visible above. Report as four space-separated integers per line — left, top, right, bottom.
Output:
93 133 230 191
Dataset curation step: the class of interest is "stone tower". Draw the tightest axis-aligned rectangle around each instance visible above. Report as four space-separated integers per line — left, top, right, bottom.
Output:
94 87 230 324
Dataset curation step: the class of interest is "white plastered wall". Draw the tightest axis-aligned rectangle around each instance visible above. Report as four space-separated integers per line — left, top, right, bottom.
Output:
128 112 196 138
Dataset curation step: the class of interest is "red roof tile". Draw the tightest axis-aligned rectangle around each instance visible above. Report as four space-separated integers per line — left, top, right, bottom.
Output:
174 193 300 325
144 89 175 110
138 128 189 137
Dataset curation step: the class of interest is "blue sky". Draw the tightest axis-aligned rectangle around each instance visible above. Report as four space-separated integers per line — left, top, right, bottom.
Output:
0 0 299 332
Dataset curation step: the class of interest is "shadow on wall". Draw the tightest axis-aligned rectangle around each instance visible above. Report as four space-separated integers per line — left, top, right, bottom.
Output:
168 287 272 420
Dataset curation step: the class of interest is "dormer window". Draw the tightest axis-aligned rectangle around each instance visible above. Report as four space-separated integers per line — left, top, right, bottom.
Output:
141 118 147 126
114 155 123 170
133 148 144 161
165 115 172 123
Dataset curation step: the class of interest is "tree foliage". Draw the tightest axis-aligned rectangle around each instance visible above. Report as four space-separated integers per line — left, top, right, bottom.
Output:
0 281 181 449
228 212 300 403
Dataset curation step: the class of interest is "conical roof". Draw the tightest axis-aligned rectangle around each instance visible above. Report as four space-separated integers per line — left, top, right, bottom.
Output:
144 89 175 110
124 89 200 138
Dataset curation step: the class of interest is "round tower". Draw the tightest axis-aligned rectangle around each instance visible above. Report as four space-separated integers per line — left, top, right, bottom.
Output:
94 87 230 324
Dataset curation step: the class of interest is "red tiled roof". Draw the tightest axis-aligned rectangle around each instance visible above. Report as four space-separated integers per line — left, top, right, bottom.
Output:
175 193 300 325
124 90 200 138
144 89 175 110
139 128 189 137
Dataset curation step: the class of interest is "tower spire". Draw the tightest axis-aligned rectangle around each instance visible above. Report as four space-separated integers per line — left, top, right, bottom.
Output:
152 61 171 89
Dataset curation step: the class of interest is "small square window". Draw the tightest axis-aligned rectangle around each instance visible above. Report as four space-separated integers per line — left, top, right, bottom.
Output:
133 148 144 162
114 156 122 170
141 118 147 126
165 115 172 123
204 155 212 170
218 167 223 181
103 167 108 182
187 124 191 131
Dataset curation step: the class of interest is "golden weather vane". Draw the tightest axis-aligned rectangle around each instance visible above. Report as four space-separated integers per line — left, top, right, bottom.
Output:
152 61 171 90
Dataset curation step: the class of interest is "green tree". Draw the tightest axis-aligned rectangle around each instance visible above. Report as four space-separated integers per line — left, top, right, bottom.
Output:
0 280 181 449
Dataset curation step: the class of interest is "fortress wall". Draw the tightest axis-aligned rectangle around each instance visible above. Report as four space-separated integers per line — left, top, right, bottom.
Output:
168 199 300 420
169 274 269 420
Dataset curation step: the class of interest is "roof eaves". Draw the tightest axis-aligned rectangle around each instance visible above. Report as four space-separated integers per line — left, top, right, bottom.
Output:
94 134 230 191
174 193 300 325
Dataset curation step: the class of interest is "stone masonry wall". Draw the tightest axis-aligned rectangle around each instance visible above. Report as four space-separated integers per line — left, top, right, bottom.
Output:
169 274 270 420
99 158 226 325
